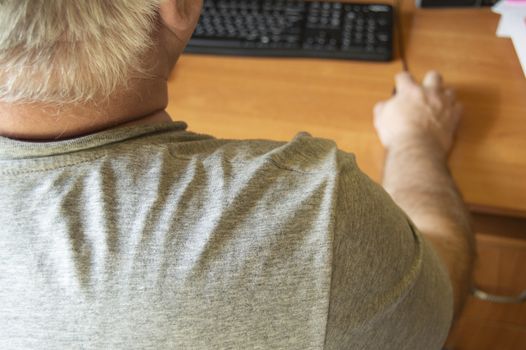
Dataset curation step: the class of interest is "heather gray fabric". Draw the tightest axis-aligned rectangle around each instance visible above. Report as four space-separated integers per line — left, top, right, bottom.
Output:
0 122 453 349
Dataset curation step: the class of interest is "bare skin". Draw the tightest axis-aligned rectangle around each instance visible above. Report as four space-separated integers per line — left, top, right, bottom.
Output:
374 71 476 318
0 0 203 141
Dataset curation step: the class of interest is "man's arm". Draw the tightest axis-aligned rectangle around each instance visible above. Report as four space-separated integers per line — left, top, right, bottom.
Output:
373 71 476 318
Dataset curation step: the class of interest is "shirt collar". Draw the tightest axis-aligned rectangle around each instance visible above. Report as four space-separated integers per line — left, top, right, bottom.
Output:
0 121 188 160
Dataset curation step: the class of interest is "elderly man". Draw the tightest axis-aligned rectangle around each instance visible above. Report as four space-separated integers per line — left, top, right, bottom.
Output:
0 0 474 349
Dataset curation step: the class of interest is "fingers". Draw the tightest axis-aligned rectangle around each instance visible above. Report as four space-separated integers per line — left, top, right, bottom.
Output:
423 72 457 113
395 72 416 93
396 70 446 94
374 102 385 116
452 103 463 127
444 88 456 105
423 70 443 91
373 102 385 130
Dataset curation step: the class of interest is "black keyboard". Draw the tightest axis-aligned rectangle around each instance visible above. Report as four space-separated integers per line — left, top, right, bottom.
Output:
187 0 394 61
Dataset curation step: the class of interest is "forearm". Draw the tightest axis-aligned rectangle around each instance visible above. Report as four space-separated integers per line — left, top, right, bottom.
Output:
382 136 475 318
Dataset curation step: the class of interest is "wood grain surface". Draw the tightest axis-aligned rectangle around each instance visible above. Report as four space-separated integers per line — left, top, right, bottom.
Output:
446 218 526 349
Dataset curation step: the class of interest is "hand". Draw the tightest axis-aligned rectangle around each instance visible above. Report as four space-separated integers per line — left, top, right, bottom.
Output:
374 71 462 155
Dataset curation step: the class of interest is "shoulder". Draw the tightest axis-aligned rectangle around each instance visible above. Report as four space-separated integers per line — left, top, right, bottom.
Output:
165 131 358 176
327 163 454 349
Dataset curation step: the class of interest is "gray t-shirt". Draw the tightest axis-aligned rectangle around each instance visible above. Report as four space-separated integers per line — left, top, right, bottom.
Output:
0 122 453 349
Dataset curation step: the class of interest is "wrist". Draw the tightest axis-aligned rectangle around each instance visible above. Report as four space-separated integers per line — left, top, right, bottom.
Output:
386 134 449 162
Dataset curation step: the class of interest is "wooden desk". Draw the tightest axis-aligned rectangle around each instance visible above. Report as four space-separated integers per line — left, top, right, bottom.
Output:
404 7 526 218
167 3 526 218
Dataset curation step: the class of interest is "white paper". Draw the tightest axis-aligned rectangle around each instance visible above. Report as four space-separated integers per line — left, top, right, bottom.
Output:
492 0 508 13
493 1 526 76
510 17 526 77
496 17 511 37
493 0 526 16
493 1 526 37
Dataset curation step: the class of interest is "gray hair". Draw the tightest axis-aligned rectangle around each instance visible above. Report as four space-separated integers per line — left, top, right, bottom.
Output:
0 0 162 104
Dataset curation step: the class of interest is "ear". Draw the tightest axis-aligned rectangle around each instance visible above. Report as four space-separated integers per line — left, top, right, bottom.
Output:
159 0 202 42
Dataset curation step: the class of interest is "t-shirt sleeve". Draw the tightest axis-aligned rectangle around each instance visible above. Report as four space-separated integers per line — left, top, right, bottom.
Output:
324 151 454 350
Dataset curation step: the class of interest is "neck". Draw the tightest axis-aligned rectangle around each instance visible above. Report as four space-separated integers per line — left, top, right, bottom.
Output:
0 77 173 141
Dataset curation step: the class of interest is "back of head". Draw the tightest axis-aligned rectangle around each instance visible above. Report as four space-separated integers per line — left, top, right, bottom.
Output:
0 0 162 104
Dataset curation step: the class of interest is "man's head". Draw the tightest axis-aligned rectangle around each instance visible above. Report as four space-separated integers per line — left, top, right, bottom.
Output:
0 0 202 105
